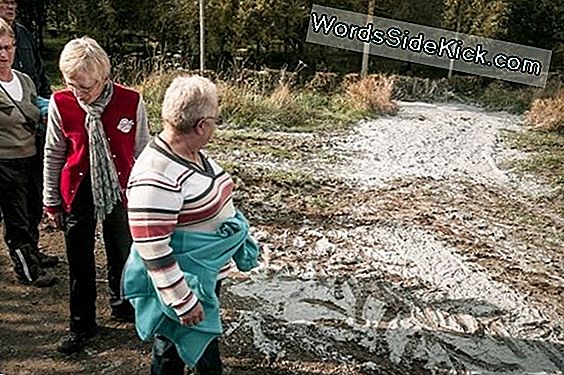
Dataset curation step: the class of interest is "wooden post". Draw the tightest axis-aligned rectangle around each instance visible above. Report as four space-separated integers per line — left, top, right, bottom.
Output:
361 0 375 78
448 0 463 79
199 0 205 73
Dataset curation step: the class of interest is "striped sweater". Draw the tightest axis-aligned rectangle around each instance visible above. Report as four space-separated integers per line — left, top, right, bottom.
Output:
127 135 236 318
123 211 259 366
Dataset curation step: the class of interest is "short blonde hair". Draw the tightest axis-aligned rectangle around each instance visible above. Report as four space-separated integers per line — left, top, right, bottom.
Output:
0 18 14 40
162 76 218 133
59 36 110 81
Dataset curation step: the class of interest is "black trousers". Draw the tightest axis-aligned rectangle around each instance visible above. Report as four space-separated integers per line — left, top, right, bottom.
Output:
0 155 43 282
151 282 224 375
64 177 132 333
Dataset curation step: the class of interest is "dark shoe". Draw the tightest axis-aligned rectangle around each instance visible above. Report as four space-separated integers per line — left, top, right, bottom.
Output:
194 367 231 375
111 311 135 323
111 303 135 323
11 245 41 284
33 270 57 287
57 326 98 354
16 268 57 287
37 250 59 268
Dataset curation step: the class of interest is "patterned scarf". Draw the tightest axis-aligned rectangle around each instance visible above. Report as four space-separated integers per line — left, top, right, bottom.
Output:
77 81 121 221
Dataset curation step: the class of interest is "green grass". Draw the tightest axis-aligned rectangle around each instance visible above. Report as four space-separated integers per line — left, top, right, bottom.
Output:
261 169 319 189
208 140 294 160
206 128 333 162
503 129 564 153
474 83 535 113
137 71 377 135
219 85 370 133
228 162 320 190
502 129 564 215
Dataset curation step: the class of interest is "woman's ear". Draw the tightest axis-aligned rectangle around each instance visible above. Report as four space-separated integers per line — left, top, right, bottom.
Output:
193 118 205 135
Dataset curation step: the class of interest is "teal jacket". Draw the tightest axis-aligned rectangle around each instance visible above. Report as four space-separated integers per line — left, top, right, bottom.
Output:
123 211 259 367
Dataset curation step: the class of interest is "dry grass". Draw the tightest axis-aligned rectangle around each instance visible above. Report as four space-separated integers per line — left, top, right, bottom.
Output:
216 79 375 132
269 83 293 108
341 74 398 115
305 72 339 93
525 91 564 131
136 70 396 133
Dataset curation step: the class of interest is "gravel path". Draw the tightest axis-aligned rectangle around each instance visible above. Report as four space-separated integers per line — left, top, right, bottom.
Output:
331 101 546 194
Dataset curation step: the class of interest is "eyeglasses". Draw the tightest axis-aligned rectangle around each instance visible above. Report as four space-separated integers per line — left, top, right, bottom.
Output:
0 44 14 53
192 116 222 128
0 1 17 6
65 79 101 94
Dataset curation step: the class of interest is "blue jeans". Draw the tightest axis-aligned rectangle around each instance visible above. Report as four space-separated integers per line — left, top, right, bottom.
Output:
151 281 224 375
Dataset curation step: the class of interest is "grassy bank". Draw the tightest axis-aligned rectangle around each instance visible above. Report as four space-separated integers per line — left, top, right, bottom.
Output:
502 129 564 215
136 71 397 134
502 89 564 215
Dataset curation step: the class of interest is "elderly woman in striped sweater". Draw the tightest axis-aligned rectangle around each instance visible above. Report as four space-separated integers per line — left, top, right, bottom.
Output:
43 36 150 354
124 75 259 375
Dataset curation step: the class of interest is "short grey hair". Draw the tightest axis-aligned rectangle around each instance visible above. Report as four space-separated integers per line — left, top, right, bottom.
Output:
162 75 218 133
59 36 111 82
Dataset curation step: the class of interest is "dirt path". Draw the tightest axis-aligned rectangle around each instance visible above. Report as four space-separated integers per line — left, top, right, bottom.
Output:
1 102 563 374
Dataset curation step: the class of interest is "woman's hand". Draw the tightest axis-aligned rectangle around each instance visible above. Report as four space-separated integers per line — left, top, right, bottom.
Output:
179 302 205 326
47 211 65 230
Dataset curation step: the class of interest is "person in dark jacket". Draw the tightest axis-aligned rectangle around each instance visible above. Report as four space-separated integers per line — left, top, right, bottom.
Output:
0 0 51 97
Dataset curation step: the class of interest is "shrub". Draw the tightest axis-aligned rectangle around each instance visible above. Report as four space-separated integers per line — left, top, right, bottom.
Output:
340 74 398 115
525 91 564 131
478 81 535 113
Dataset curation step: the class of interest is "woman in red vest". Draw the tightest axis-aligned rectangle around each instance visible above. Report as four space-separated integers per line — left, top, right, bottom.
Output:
42 36 151 355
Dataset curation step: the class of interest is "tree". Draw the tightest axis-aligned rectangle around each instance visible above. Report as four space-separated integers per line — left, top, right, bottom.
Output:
16 0 48 48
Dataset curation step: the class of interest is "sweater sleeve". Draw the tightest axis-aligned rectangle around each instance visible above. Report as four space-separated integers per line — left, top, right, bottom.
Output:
43 98 67 211
134 96 151 158
127 174 199 318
